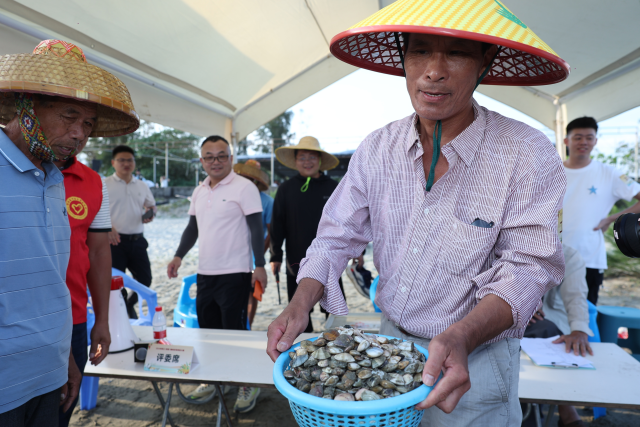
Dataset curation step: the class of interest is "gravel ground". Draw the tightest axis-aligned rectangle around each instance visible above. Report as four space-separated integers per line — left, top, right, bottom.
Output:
69 207 640 426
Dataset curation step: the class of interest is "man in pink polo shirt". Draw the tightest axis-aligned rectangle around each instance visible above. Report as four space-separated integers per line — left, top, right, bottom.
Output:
167 135 267 412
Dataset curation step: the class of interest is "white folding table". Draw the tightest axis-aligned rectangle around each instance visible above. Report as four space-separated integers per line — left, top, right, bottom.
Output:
85 327 640 427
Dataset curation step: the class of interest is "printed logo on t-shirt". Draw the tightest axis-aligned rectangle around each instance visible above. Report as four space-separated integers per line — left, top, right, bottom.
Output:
588 186 597 195
66 196 88 220
620 175 633 187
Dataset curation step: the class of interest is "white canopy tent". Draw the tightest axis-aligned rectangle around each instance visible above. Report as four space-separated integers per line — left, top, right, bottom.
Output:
0 0 638 159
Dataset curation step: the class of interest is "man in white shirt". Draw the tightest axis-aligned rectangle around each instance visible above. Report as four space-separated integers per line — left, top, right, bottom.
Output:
563 116 640 304
105 145 157 318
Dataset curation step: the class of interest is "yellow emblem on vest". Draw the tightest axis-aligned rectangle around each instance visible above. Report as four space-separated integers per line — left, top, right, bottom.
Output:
66 196 88 220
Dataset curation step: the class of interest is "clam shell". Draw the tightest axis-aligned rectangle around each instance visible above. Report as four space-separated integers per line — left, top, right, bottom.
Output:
354 336 365 343
376 336 389 344
312 348 331 360
380 380 396 390
300 340 319 353
309 385 324 397
398 341 414 351
355 388 367 401
323 386 336 398
388 373 405 385
323 329 340 341
357 369 373 379
362 390 382 401
291 353 308 368
333 368 346 376
296 379 311 392
314 338 327 347
342 371 357 381
365 347 384 358
317 359 329 367
303 356 318 367
328 346 344 355
357 359 372 367
403 374 414 385
296 347 308 357
324 375 339 386
371 356 387 369
371 385 384 394
397 360 410 370
357 340 371 352
289 351 296 359
404 361 420 374
287 379 297 385
381 361 398 372
333 334 354 348
347 363 360 371
367 376 381 387
333 353 355 363
319 372 331 382
381 389 395 397
352 379 364 388
311 369 323 380
283 370 295 379
334 393 355 401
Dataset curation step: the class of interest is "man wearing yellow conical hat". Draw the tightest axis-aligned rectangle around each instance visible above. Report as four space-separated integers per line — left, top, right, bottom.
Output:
0 39 139 424
267 1 570 425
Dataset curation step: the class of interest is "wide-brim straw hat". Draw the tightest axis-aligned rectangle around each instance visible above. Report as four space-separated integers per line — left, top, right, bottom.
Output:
233 159 270 192
275 136 339 171
330 0 569 86
0 40 139 137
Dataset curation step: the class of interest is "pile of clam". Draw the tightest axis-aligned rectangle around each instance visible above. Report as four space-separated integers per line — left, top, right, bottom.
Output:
283 326 425 401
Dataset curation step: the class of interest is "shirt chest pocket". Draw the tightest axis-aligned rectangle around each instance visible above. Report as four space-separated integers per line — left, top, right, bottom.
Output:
440 216 500 279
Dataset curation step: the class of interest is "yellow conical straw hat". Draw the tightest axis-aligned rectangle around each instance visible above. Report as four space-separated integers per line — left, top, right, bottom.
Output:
330 0 569 86
0 39 139 137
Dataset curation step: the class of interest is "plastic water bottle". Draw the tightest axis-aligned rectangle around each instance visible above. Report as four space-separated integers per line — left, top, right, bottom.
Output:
152 306 167 340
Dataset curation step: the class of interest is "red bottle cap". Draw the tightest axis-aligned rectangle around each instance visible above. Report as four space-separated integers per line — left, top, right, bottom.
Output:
155 306 163 312
111 276 124 290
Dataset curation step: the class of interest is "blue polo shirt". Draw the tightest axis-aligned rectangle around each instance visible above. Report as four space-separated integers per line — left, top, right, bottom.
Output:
260 191 274 240
0 130 72 414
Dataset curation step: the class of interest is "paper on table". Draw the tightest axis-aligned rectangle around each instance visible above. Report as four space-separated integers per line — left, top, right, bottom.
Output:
521 336 595 369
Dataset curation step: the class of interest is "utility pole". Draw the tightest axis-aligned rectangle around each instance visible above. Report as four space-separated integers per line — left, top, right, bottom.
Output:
153 156 157 183
165 142 169 183
635 124 639 180
271 138 275 187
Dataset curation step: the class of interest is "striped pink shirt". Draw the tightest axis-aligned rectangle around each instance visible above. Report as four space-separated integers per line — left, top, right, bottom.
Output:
298 101 566 342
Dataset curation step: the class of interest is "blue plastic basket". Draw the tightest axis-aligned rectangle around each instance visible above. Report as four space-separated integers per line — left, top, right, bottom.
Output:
273 335 433 427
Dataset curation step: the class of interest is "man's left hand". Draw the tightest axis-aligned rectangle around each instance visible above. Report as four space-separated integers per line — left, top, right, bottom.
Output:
89 320 111 365
553 331 593 357
253 267 268 290
143 207 156 224
416 328 471 413
60 352 82 412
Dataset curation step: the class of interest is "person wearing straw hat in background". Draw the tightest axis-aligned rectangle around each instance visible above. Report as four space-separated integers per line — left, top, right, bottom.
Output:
0 39 139 425
270 136 346 333
234 159 274 327
167 135 267 413
267 1 570 425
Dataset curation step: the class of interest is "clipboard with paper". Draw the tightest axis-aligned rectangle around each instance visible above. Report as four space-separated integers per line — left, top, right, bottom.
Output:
521 336 595 369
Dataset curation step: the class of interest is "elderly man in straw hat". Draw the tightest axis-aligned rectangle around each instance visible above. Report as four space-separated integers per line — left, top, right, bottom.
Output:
267 1 570 425
0 39 139 425
234 160 274 327
167 135 267 413
270 136 346 333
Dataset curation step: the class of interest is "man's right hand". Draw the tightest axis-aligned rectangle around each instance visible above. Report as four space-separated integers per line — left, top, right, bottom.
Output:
266 278 325 362
271 261 282 276
167 257 182 278
108 227 120 246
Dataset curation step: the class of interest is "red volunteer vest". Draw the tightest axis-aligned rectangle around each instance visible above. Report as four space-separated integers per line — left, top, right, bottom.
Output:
62 157 104 324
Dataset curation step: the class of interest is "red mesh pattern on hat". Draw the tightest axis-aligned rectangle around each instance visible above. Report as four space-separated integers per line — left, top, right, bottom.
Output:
334 31 566 85
33 40 87 63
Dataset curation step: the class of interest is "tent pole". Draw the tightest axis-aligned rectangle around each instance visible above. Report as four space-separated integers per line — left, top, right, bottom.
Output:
554 98 567 162
153 156 157 184
635 127 639 180
271 138 275 187
165 142 169 183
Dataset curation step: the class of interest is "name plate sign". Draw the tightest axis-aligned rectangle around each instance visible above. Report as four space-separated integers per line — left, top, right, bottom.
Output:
144 344 199 375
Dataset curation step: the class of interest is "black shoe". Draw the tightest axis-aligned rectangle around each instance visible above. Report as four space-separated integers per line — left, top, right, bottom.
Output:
126 304 138 319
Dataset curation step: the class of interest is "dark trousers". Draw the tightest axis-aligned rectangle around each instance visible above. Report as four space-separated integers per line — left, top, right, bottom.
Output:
111 236 152 314
286 264 345 334
58 323 88 427
586 267 604 305
196 273 252 330
0 387 62 427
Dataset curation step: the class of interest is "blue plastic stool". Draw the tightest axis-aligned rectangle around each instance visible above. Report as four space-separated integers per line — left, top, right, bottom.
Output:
80 270 159 411
586 301 606 419
173 274 199 328
369 276 382 313
597 305 640 355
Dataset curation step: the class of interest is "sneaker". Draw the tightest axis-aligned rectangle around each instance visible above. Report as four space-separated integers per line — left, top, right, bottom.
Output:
234 387 260 413
188 384 230 400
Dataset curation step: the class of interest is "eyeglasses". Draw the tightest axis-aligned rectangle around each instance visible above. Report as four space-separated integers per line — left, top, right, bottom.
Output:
297 155 319 162
202 154 230 164
115 158 134 163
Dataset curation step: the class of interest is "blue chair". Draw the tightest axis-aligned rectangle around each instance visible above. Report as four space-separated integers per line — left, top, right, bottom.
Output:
369 276 382 313
586 301 606 419
80 270 158 411
173 274 199 328
597 305 640 356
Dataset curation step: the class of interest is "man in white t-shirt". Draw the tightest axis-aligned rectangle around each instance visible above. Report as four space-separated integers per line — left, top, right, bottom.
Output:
563 116 640 304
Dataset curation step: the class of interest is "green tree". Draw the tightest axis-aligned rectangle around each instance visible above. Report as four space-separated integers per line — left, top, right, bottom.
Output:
253 110 295 153
84 121 200 187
